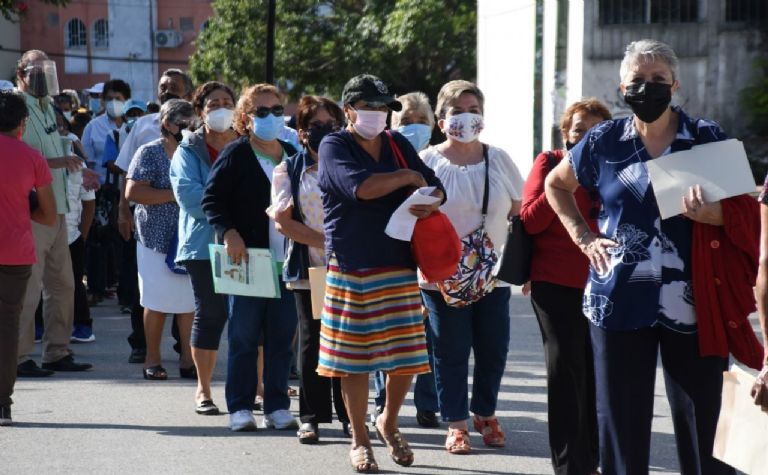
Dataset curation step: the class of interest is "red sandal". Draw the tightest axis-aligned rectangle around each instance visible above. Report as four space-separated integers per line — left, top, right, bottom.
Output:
473 415 505 447
445 427 471 454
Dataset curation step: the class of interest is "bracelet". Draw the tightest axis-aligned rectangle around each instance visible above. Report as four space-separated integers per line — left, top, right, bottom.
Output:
576 229 591 245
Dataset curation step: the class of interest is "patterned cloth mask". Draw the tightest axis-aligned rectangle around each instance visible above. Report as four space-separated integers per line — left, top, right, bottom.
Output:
444 112 484 143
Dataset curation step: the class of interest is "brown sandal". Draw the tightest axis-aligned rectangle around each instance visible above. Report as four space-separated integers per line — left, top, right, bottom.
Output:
374 416 414 467
349 445 378 473
445 427 471 454
473 415 506 447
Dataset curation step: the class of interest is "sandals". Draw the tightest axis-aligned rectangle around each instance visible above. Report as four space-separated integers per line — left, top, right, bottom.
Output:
297 422 319 444
445 427 471 454
349 445 378 473
142 365 167 380
374 415 414 467
195 399 219 415
473 415 506 447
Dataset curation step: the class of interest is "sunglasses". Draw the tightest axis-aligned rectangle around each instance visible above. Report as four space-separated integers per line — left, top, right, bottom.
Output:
253 105 284 118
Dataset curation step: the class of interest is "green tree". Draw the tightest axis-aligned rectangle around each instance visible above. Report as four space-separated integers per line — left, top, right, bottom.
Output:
1 0 71 21
190 0 476 101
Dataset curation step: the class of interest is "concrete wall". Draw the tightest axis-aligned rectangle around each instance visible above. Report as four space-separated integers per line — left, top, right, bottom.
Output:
477 0 537 180
0 17 20 82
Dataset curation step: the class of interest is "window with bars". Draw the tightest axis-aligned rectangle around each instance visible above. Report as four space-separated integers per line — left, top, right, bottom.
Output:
179 16 194 31
93 19 109 48
725 0 768 22
599 0 700 25
66 18 87 49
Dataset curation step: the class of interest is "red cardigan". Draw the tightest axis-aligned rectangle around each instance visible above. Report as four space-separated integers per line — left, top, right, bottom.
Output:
692 194 764 369
520 150 597 289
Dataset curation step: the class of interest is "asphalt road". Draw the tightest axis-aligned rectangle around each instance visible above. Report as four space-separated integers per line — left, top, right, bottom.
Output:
1 289 691 474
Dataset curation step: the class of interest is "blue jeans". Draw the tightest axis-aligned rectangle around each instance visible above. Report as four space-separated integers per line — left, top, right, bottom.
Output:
373 319 439 412
421 286 510 422
591 324 734 475
225 281 297 414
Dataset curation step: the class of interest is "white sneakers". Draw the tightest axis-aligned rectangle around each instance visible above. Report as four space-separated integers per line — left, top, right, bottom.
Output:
229 410 257 432
262 409 299 430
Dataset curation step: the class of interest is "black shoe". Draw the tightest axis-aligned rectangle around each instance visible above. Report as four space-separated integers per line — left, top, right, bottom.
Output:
41 355 92 372
128 348 146 364
17 360 54 377
416 410 440 428
179 365 197 380
0 405 11 426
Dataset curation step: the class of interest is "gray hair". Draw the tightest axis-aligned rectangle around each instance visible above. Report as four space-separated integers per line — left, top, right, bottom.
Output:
159 99 194 126
16 49 48 75
619 39 679 82
435 80 485 119
392 92 435 129
160 68 194 97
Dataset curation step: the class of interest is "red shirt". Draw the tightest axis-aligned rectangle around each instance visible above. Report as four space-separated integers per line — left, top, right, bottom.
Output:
206 143 219 163
0 134 53 265
520 149 597 289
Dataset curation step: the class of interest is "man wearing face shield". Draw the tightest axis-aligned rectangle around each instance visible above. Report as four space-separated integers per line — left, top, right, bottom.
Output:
114 68 194 364
14 49 94 376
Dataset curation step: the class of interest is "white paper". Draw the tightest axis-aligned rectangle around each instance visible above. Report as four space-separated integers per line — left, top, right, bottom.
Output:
385 186 441 241
208 244 281 298
646 139 755 219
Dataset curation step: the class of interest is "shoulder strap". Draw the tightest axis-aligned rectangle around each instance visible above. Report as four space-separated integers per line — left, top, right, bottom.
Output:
113 129 120 149
385 131 409 169
481 144 489 217
277 139 298 157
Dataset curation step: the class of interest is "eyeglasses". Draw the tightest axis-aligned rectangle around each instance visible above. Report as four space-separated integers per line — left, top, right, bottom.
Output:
252 105 284 118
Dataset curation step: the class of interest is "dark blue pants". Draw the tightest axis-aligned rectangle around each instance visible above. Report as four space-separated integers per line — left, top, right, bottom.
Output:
591 324 735 475
421 286 510 421
184 260 228 351
373 318 439 412
225 281 297 414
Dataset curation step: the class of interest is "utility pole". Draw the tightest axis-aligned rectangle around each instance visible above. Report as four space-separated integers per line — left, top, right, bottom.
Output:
266 0 276 84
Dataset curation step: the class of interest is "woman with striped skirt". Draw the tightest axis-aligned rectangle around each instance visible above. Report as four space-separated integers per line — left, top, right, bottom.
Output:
317 74 446 474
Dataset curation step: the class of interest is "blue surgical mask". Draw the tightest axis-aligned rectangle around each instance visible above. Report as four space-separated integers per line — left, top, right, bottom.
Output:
398 123 432 152
89 97 101 113
252 114 284 141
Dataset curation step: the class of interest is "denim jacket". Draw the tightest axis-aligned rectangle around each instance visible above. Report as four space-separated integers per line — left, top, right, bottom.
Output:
170 128 214 262
282 148 315 283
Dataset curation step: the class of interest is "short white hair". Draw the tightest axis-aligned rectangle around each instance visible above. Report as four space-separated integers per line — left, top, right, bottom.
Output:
619 39 679 82
159 98 194 125
392 92 435 129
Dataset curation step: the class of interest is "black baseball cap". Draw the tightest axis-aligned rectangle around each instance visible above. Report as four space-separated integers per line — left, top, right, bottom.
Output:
341 74 402 111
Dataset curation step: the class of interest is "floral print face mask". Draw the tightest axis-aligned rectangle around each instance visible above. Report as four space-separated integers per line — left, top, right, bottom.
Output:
444 112 484 143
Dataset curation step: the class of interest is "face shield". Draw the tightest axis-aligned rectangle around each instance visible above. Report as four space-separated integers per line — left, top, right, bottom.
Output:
24 60 59 98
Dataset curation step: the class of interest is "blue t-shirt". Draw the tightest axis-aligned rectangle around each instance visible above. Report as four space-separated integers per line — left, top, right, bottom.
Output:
127 140 179 254
569 106 728 332
318 130 445 271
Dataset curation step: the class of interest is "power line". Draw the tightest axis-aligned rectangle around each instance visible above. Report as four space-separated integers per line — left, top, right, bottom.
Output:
0 45 189 65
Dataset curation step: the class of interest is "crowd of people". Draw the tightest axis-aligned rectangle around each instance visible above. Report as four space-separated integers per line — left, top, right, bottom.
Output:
1 38 767 475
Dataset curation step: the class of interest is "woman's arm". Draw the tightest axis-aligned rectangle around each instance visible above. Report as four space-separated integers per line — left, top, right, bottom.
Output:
170 146 207 219
752 202 768 408
545 159 616 274
273 207 325 249
31 184 56 226
356 169 426 200
125 180 175 205
521 153 559 234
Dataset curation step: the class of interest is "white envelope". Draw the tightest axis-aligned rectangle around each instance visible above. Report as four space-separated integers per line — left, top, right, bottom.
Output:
646 139 755 219
385 186 440 241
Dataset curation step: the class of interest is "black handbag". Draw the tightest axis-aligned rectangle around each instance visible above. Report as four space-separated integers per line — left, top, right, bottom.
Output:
494 152 559 285
493 215 532 285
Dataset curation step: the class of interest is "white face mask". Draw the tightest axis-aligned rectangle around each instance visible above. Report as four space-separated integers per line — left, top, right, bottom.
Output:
352 109 387 140
62 111 72 121
443 112 484 143
106 99 125 119
205 107 234 133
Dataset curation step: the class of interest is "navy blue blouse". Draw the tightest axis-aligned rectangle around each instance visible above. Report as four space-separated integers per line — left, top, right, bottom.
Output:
569 107 728 332
318 130 445 271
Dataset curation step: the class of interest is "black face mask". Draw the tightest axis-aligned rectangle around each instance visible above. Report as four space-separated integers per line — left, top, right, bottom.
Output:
565 141 576 151
26 70 48 98
623 81 672 124
306 123 336 152
163 126 183 143
159 92 180 104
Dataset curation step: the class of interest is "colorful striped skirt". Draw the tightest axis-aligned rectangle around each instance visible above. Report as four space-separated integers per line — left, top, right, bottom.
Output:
317 255 431 377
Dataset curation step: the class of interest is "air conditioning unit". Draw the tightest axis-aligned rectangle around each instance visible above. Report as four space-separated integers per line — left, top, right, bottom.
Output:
154 30 182 48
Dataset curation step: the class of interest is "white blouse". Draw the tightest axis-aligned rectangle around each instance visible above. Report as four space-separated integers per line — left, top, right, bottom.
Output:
419 145 525 287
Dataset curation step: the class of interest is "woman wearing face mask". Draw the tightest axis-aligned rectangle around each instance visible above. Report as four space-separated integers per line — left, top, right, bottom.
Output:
202 83 300 433
368 91 441 430
520 98 611 475
545 39 762 474
170 81 238 415
265 95 350 444
418 80 524 456
125 99 196 381
317 74 445 473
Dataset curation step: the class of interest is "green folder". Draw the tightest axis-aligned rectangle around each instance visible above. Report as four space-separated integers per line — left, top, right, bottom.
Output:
208 244 281 298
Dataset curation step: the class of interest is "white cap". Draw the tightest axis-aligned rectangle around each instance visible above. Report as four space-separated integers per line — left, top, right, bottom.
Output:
0 80 14 91
85 82 104 94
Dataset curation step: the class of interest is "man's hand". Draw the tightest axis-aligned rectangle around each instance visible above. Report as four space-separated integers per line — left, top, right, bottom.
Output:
751 366 768 410
81 168 100 191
